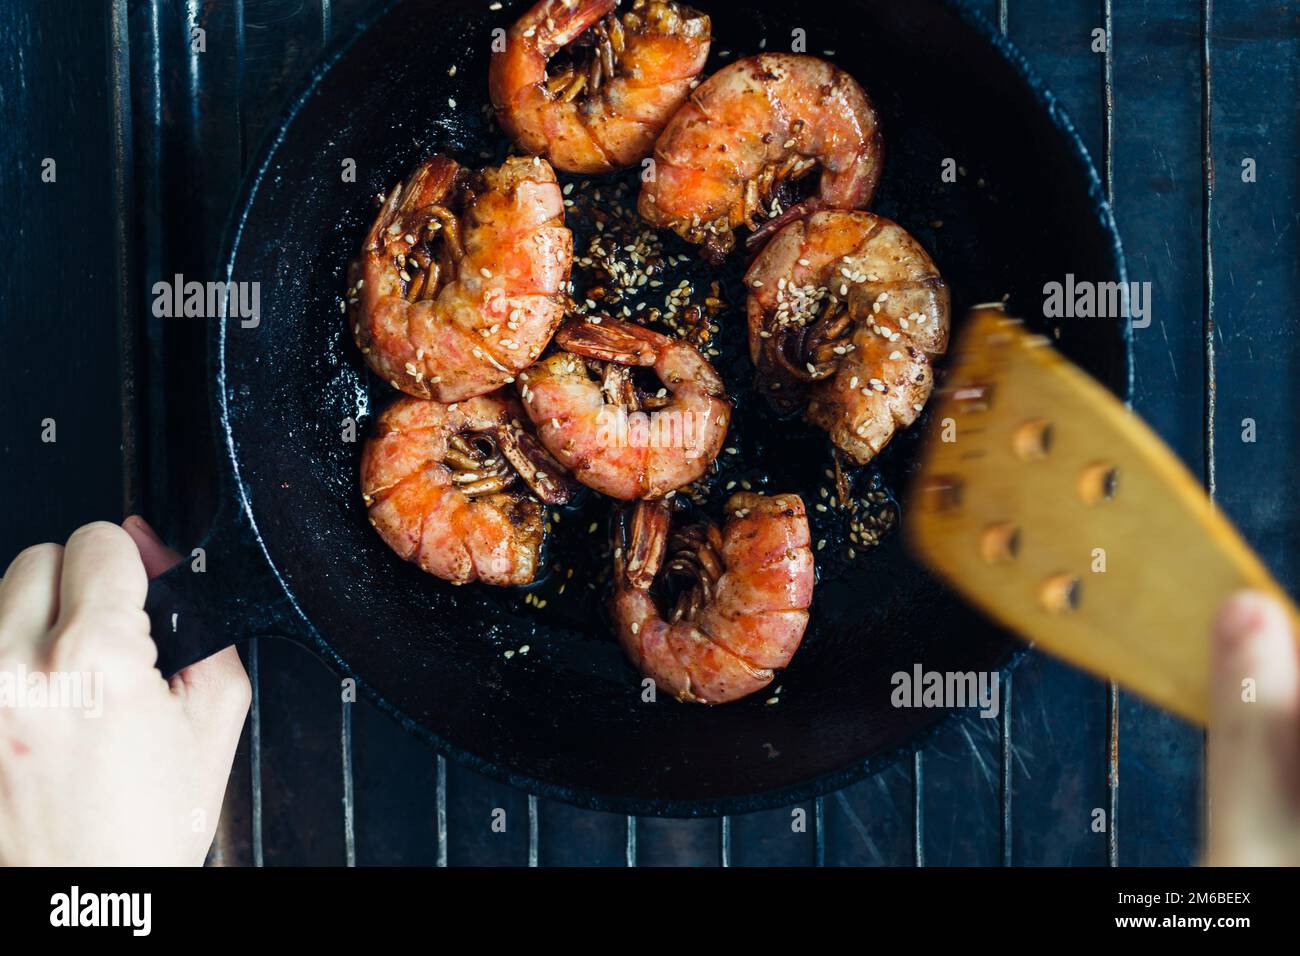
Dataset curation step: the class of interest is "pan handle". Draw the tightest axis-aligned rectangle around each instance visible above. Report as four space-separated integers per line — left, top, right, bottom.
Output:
143 499 301 678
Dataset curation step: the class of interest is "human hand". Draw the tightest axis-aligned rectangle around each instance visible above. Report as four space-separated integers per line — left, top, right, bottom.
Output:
1206 589 1300 866
0 517 250 866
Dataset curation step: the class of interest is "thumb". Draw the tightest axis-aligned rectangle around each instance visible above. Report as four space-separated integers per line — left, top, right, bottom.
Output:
1206 590 1300 865
122 514 182 578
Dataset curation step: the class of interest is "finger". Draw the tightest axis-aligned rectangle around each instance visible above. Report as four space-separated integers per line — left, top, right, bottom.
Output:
56 521 149 617
1207 590 1300 864
50 522 153 671
0 543 64 657
122 515 182 579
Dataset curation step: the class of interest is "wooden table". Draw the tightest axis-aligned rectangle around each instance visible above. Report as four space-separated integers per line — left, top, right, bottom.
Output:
1 0 1294 865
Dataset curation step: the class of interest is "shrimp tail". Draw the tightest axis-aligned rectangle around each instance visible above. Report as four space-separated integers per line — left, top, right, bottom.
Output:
496 420 579 505
395 156 462 215
366 156 462 256
555 317 668 366
525 0 616 57
618 499 671 590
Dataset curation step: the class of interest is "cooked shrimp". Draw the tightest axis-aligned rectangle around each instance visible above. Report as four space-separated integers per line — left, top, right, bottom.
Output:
611 493 814 704
361 392 576 586
489 0 711 174
745 210 949 465
516 317 730 499
638 53 883 259
349 154 572 403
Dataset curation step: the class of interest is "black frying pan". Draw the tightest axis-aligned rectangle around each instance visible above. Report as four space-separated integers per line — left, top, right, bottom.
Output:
145 0 1130 816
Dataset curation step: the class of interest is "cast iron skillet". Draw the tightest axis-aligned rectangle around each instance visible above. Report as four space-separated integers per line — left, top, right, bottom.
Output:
145 0 1130 816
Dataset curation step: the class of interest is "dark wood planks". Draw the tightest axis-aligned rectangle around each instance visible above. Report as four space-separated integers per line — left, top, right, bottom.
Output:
537 802 631 867
256 638 348 865
727 804 818 866
993 0 1114 868
443 763 533 865
0 2 124 550
1109 0 1209 866
634 818 723 866
821 762 916 866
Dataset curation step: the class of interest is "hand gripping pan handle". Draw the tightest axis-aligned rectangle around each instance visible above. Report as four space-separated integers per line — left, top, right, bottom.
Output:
142 501 299 678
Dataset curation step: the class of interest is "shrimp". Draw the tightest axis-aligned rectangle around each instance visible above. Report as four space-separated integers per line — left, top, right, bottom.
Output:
638 53 883 259
516 317 730 499
349 154 572 403
745 210 950 466
361 392 576 586
489 0 711 174
611 493 815 704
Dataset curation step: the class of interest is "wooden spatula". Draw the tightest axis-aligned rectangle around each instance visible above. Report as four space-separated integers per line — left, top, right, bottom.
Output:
905 306 1299 726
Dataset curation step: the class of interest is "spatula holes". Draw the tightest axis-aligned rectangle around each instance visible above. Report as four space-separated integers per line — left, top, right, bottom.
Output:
953 382 994 413
1078 461 1119 504
1013 418 1053 461
1040 573 1081 614
919 475 964 513
979 521 1020 564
